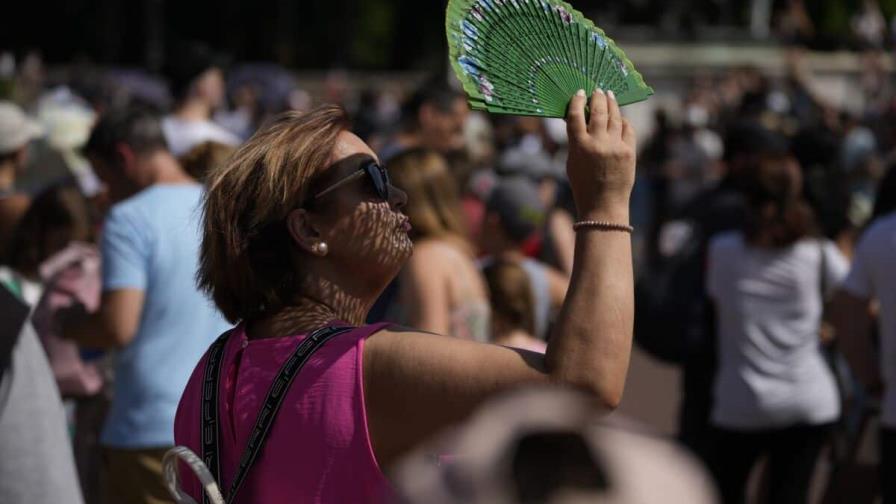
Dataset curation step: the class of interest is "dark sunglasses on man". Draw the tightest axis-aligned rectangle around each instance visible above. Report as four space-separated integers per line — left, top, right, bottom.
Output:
312 157 391 202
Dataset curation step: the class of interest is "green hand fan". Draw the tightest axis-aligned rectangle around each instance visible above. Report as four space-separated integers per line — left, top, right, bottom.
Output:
446 0 653 117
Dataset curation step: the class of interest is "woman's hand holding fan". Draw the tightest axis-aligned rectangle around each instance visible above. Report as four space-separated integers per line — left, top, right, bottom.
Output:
566 89 636 221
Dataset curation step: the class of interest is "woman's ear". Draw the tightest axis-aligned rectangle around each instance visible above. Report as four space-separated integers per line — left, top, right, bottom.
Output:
286 208 322 255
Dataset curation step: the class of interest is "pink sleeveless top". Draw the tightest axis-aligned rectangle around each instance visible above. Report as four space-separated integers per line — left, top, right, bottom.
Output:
174 323 394 503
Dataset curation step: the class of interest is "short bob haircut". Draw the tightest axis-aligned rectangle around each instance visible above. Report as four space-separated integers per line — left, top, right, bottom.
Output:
198 105 349 323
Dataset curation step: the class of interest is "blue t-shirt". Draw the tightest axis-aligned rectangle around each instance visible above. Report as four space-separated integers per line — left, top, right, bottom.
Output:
100 184 229 448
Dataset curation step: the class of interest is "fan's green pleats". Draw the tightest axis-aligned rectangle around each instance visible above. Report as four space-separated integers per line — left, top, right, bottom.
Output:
447 0 653 118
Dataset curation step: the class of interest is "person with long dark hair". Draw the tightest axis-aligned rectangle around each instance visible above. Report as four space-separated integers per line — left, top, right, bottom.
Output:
705 154 847 503
173 89 637 503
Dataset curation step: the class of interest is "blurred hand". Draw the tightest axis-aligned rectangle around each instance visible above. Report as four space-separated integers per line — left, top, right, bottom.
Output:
39 242 101 311
565 89 637 221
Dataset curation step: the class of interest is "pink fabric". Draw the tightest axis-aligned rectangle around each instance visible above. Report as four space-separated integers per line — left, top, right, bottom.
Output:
31 243 104 397
174 323 394 504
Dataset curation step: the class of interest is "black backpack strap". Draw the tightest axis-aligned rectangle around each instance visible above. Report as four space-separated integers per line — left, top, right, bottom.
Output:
201 330 233 504
201 325 353 504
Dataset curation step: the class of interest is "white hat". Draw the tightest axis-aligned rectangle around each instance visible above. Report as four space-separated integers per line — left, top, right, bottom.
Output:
0 101 44 154
37 87 96 151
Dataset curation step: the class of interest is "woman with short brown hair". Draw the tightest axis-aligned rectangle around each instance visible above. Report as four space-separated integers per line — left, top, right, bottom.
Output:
175 90 637 504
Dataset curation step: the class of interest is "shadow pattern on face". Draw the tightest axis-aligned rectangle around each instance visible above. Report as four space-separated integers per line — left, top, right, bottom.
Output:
307 153 413 285
251 154 412 338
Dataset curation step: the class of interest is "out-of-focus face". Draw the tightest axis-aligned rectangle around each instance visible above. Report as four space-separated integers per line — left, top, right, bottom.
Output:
88 153 139 204
194 67 227 110
302 131 412 290
420 97 469 154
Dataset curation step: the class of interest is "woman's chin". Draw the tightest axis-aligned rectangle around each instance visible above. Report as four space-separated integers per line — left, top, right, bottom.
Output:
377 239 413 284
395 234 414 259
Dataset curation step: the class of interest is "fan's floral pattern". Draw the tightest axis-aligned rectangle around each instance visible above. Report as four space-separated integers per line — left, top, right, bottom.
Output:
555 6 572 24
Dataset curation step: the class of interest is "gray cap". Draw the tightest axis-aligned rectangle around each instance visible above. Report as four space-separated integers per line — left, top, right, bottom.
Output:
487 176 546 243
0 101 43 154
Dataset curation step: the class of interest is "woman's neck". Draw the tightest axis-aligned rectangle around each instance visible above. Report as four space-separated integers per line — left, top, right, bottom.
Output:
247 277 374 340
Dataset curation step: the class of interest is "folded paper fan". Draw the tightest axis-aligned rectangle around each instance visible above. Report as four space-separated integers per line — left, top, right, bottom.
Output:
446 0 653 117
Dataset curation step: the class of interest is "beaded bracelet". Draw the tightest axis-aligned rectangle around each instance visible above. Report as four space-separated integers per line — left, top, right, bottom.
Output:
572 220 634 233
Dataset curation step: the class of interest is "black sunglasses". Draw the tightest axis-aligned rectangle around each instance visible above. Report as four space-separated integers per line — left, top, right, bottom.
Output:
312 158 391 202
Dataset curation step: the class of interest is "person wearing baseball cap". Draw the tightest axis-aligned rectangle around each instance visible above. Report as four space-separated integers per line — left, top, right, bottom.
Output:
0 100 43 246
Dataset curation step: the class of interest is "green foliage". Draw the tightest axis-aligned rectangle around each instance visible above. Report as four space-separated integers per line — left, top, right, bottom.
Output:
816 0 855 39
880 0 896 19
350 0 397 68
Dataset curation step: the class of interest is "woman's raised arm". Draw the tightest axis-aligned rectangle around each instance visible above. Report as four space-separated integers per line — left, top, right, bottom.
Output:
364 89 636 468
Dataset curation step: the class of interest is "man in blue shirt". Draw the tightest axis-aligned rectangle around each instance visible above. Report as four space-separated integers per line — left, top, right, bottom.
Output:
64 106 230 503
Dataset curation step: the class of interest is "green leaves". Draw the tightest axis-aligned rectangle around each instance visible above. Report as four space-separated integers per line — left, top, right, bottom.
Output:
446 0 653 117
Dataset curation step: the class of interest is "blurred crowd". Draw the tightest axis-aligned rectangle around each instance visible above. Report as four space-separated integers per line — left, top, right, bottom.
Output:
2 34 896 503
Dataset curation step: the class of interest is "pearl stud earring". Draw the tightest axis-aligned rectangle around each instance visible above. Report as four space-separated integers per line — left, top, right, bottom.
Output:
312 242 329 256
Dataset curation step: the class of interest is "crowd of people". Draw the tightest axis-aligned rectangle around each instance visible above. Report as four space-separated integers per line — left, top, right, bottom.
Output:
1 36 896 504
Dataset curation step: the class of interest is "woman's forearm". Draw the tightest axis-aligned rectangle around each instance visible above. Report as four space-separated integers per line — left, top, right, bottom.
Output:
544 206 633 408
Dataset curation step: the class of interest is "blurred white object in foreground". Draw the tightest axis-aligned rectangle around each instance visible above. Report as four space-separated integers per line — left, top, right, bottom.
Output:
392 387 717 504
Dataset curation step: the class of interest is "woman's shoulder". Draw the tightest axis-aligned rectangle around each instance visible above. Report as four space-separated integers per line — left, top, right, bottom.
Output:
407 239 488 304
412 237 473 265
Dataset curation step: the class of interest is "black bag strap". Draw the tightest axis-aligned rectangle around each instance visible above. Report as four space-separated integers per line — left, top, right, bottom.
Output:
201 325 353 504
818 239 829 302
200 330 231 504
